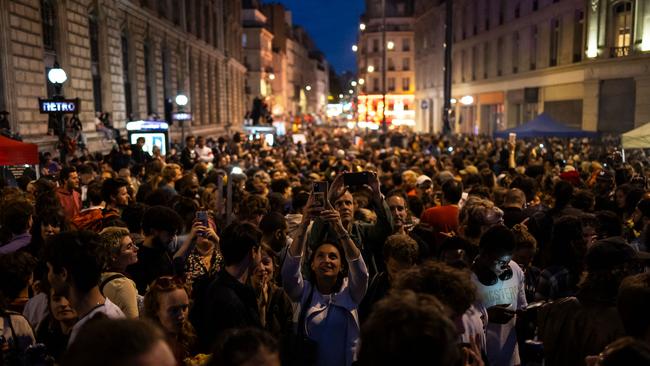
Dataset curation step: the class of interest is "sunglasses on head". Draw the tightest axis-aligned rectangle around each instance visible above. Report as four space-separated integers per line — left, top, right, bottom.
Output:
150 276 186 290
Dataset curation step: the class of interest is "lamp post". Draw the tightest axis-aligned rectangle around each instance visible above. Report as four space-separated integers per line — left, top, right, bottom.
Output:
47 62 68 162
381 0 387 133
442 0 453 135
175 93 188 147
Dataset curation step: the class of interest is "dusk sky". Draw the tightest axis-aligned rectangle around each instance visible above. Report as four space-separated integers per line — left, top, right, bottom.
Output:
274 0 365 74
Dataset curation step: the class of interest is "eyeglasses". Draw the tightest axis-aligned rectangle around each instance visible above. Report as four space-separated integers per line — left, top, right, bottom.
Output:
150 276 186 290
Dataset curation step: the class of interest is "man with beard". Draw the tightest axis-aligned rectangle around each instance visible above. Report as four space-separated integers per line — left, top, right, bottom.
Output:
56 166 81 220
259 212 291 268
386 192 435 260
308 172 393 277
127 206 183 293
43 231 125 346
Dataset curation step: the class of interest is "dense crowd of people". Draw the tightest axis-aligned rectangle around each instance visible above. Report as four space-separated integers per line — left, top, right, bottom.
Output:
1 128 650 366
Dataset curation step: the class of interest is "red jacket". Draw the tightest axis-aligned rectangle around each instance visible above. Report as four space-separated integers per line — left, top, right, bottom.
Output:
56 187 81 220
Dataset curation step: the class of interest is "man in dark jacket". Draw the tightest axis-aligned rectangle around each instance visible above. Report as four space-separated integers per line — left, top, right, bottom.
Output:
191 222 262 352
180 135 197 171
126 206 183 293
130 137 151 165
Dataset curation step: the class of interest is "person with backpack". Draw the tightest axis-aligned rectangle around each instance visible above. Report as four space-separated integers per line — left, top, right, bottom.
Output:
98 227 140 318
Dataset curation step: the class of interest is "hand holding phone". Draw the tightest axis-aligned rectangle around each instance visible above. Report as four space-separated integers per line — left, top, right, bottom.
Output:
312 181 328 210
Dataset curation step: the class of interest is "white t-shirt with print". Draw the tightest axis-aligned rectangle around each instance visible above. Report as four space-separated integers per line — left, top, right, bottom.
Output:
472 261 527 366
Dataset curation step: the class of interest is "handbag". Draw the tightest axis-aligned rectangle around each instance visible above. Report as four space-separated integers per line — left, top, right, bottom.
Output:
282 285 318 366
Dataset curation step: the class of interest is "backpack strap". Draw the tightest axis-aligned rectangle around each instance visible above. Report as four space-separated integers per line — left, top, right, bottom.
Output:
99 273 126 295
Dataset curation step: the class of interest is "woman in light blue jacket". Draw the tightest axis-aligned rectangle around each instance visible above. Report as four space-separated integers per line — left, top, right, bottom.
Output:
282 200 369 366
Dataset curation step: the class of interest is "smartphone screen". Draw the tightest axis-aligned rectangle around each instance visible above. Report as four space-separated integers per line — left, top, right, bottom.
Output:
343 172 369 186
196 211 209 227
312 181 328 209
508 132 517 144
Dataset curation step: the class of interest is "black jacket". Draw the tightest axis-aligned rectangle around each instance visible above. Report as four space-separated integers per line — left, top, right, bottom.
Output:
191 269 261 352
180 147 197 170
127 245 175 294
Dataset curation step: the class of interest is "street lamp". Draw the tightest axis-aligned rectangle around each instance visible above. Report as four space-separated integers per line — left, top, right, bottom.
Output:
349 89 354 94
351 81 357 87
387 41 395 50
339 94 344 99
175 93 189 147
359 23 366 31
358 78 365 85
367 65 375 73
47 62 68 162
352 44 358 52
269 73 276 80
305 85 312 91
48 63 67 95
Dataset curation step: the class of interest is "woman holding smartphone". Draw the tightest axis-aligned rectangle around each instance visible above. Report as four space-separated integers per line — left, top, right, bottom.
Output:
173 211 222 293
282 195 369 366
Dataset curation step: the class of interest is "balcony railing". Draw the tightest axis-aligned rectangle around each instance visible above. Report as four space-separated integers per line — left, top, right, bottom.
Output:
610 46 630 58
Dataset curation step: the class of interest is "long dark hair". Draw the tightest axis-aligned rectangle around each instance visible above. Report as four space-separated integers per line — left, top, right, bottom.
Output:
306 241 348 294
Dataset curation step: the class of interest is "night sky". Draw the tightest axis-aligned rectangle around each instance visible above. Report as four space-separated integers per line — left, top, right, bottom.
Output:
273 0 365 74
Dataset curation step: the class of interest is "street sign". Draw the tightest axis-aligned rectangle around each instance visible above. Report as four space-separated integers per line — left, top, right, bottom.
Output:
421 100 429 110
38 98 81 114
173 112 192 121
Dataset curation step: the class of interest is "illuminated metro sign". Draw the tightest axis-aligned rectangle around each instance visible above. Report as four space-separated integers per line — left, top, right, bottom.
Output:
173 112 192 121
38 98 81 114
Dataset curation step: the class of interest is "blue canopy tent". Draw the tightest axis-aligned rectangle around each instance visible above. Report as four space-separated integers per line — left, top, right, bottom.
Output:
494 113 598 138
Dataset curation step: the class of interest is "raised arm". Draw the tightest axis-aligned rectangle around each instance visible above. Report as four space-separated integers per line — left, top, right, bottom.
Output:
321 207 369 304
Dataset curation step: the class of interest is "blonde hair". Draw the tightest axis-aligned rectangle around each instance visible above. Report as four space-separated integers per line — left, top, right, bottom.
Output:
161 163 181 183
98 226 131 269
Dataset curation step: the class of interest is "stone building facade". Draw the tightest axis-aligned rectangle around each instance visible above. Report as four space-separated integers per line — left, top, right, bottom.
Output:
414 0 650 134
0 0 246 152
357 0 416 127
262 3 329 119
242 4 274 117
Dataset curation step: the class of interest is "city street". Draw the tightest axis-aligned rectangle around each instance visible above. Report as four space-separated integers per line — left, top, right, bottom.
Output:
1 1 650 366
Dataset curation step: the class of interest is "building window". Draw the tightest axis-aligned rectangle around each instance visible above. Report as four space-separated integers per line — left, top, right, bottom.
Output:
173 1 180 26
573 10 584 62
89 11 102 112
388 58 395 71
185 0 192 33
499 0 505 25
242 34 247 47
402 57 410 71
388 77 395 91
157 0 167 18
373 39 379 52
121 33 132 118
402 38 410 51
41 0 56 51
485 0 490 30
497 37 503 76
373 78 379 92
461 49 466 82
473 3 478 35
531 25 538 70
471 46 477 80
402 77 410 91
483 42 489 78
514 2 521 18
611 1 633 57
397 3 405 15
512 31 519 73
550 18 560 66
144 40 155 115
